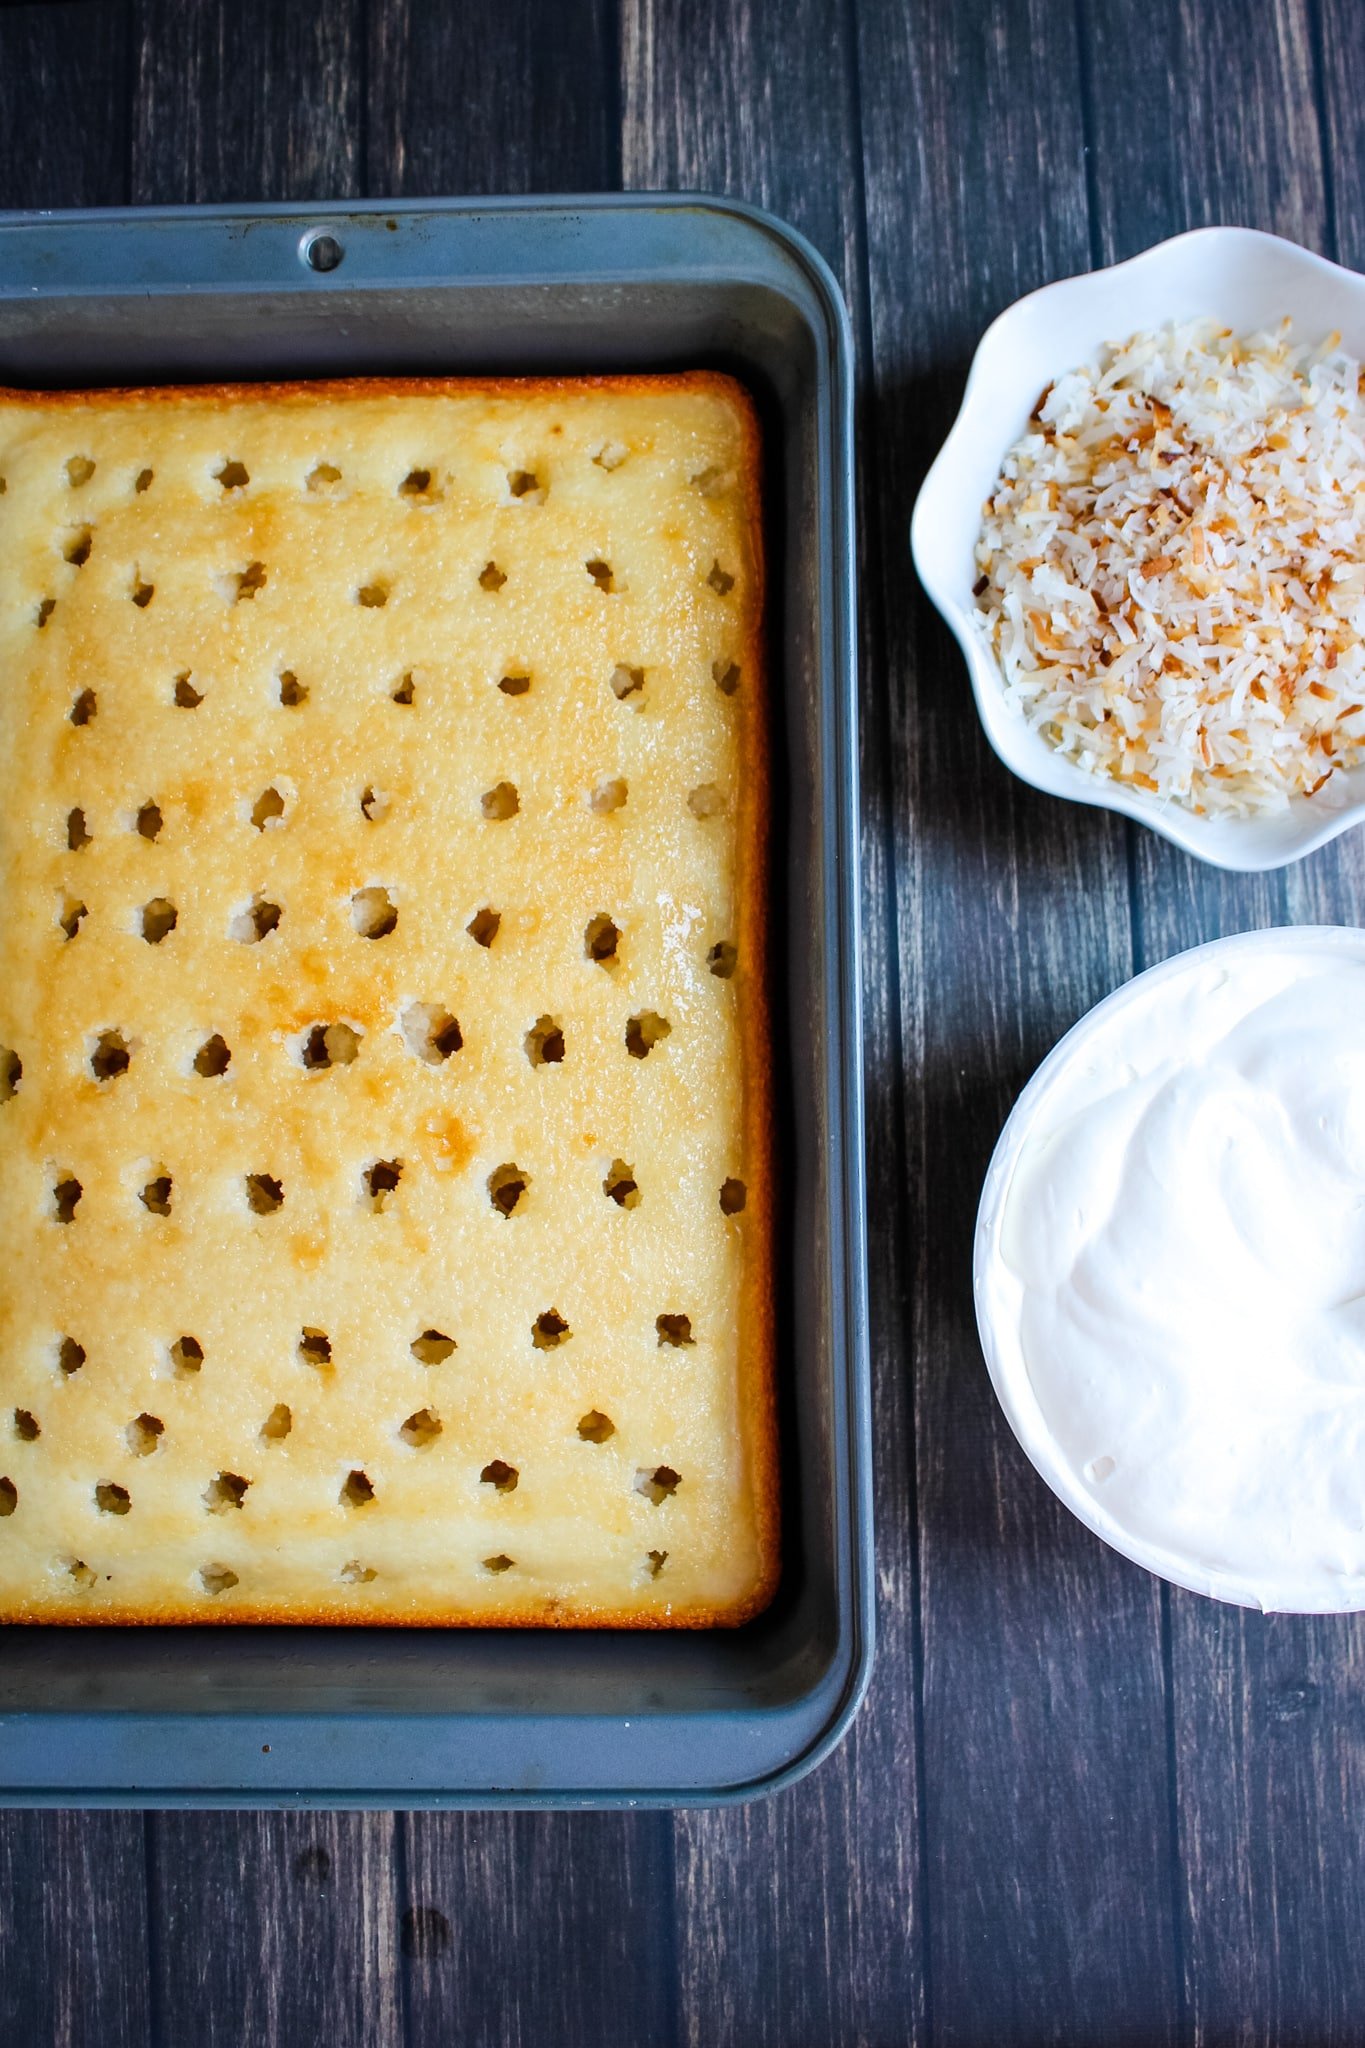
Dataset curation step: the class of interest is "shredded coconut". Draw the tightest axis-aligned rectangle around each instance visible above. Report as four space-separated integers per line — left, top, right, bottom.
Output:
974 320 1365 815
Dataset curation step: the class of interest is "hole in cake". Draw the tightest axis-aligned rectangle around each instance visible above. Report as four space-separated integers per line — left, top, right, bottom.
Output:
708 941 737 979
36 597 56 629
626 1012 670 1059
481 782 519 821
278 669 307 707
135 801 163 841
58 1336 85 1377
300 1021 361 1070
246 1172 286 1214
687 784 725 818
299 1328 332 1368
67 1558 97 1588
66 455 95 488
90 1030 130 1083
340 1560 376 1584
411 1329 455 1365
498 672 531 697
69 688 97 726
591 441 628 471
707 560 735 595
590 778 627 814
361 1159 402 1210
401 1003 462 1064
391 671 415 706
215 459 249 490
609 664 644 703
204 1471 249 1513
194 1034 231 1078
14 1410 39 1442
479 561 507 592
714 659 741 696
200 1563 238 1595
250 786 285 831
261 1404 292 1443
174 672 203 708
0 1049 20 1101
357 581 389 608
531 1308 569 1350
400 1407 442 1450
135 467 153 494
603 1159 639 1208
585 913 620 965
139 897 178 945
720 1177 747 1215
127 1414 163 1457
487 1163 527 1218
0 1478 16 1517
692 465 731 497
169 1335 203 1376
230 895 282 944
52 1175 82 1224
483 1553 514 1574
233 560 266 602
351 886 397 939
656 1313 694 1347
96 1481 131 1515
306 462 341 492
507 468 543 501
636 1465 681 1505
341 1468 374 1508
585 558 614 593
359 784 391 822
646 1549 668 1577
140 1171 172 1215
67 807 90 851
467 906 501 947
577 1410 615 1444
59 897 88 940
132 577 154 608
398 468 438 500
480 1459 518 1492
525 1015 564 1066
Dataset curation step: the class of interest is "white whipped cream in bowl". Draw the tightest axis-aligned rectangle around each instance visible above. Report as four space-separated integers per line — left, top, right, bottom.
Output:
975 925 1365 1611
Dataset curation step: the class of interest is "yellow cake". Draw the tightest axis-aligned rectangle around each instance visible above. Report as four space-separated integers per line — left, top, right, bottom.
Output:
0 373 774 1625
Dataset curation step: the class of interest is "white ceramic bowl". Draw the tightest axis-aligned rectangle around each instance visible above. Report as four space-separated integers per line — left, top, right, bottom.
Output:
975 924 1365 1612
911 227 1365 871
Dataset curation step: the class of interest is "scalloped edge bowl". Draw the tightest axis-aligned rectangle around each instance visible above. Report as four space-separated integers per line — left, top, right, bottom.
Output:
911 227 1365 871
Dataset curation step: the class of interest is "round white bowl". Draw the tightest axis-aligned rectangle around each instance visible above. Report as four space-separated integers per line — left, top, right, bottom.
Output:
911 227 1365 872
974 924 1365 1611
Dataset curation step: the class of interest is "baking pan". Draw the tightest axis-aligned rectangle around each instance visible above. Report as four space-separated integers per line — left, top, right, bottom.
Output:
0 195 869 1808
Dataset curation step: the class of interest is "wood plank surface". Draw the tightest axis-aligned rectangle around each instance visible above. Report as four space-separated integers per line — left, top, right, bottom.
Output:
2 1 1365 2041
854 1 1178 2039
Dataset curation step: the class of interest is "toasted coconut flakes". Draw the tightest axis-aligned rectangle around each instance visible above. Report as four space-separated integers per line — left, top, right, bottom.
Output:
975 319 1365 814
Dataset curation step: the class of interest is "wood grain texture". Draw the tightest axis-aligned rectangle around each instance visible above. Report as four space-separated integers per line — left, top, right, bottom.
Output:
856 0 1180 2039
0 0 129 209
0 1811 151 2048
624 2 926 2041
147 1812 402 2048
1084 6 1365 2042
398 1812 674 2048
368 0 619 197
129 0 363 205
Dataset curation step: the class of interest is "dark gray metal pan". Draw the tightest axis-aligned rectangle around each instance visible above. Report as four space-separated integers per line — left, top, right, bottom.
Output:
0 195 869 1808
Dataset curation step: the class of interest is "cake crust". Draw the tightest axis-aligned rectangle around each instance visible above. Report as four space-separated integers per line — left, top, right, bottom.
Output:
0 371 775 1626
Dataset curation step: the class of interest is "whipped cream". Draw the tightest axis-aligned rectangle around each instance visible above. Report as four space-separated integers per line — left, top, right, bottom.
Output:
976 927 1365 1611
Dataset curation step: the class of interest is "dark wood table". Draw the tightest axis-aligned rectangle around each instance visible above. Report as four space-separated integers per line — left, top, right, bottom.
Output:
4 0 1365 2040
